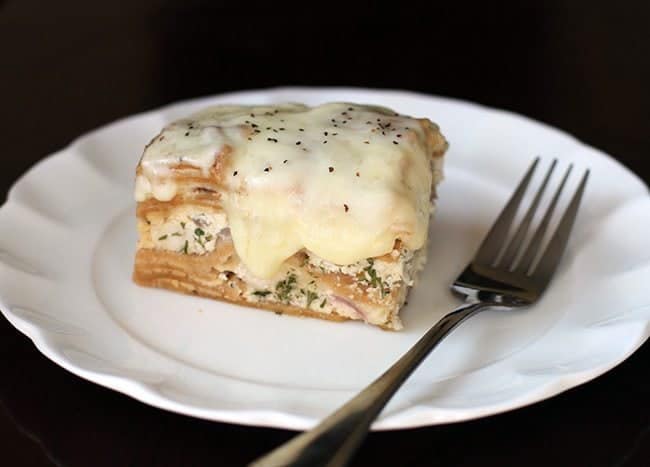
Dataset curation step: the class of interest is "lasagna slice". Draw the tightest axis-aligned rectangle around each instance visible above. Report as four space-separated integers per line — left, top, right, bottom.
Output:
133 102 447 330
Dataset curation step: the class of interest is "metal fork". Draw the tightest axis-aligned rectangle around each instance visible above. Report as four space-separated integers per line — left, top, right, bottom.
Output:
250 158 589 467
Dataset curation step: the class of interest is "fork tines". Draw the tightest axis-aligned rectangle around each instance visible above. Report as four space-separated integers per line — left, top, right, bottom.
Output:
477 157 589 278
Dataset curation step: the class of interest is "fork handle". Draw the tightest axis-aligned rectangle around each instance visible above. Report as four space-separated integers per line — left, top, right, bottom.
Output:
249 301 488 467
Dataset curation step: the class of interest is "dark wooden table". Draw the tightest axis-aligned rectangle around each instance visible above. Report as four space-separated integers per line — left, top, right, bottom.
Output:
1 1 649 466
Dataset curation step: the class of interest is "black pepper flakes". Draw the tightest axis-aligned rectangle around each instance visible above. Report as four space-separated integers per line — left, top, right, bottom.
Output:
356 171 360 177
185 131 190 136
264 167 271 172
348 107 354 111
323 140 328 144
283 159 288 163
299 128 304 131
328 167 334 173
393 141 399 145
233 171 238 176
364 140 370 144
295 141 301 145
344 204 349 212
324 131 328 136
397 134 402 138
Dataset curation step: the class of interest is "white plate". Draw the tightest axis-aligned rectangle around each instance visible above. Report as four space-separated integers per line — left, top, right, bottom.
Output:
1 87 649 430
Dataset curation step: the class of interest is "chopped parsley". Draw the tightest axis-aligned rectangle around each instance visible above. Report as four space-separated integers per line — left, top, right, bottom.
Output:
363 259 382 288
193 227 207 250
253 290 272 298
320 298 327 308
158 234 168 240
362 258 389 297
275 273 297 302
301 289 318 308
180 240 189 254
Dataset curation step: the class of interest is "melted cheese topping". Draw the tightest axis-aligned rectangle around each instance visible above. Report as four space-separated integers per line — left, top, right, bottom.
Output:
136 102 440 278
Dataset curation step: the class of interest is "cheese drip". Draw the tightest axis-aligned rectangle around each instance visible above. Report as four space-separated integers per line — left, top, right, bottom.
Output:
137 102 439 278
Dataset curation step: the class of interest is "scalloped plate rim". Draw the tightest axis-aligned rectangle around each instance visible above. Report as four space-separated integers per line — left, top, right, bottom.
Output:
1 87 649 431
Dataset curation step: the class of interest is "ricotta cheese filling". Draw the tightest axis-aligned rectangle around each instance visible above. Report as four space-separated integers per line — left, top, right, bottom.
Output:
148 210 229 255
136 103 437 279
